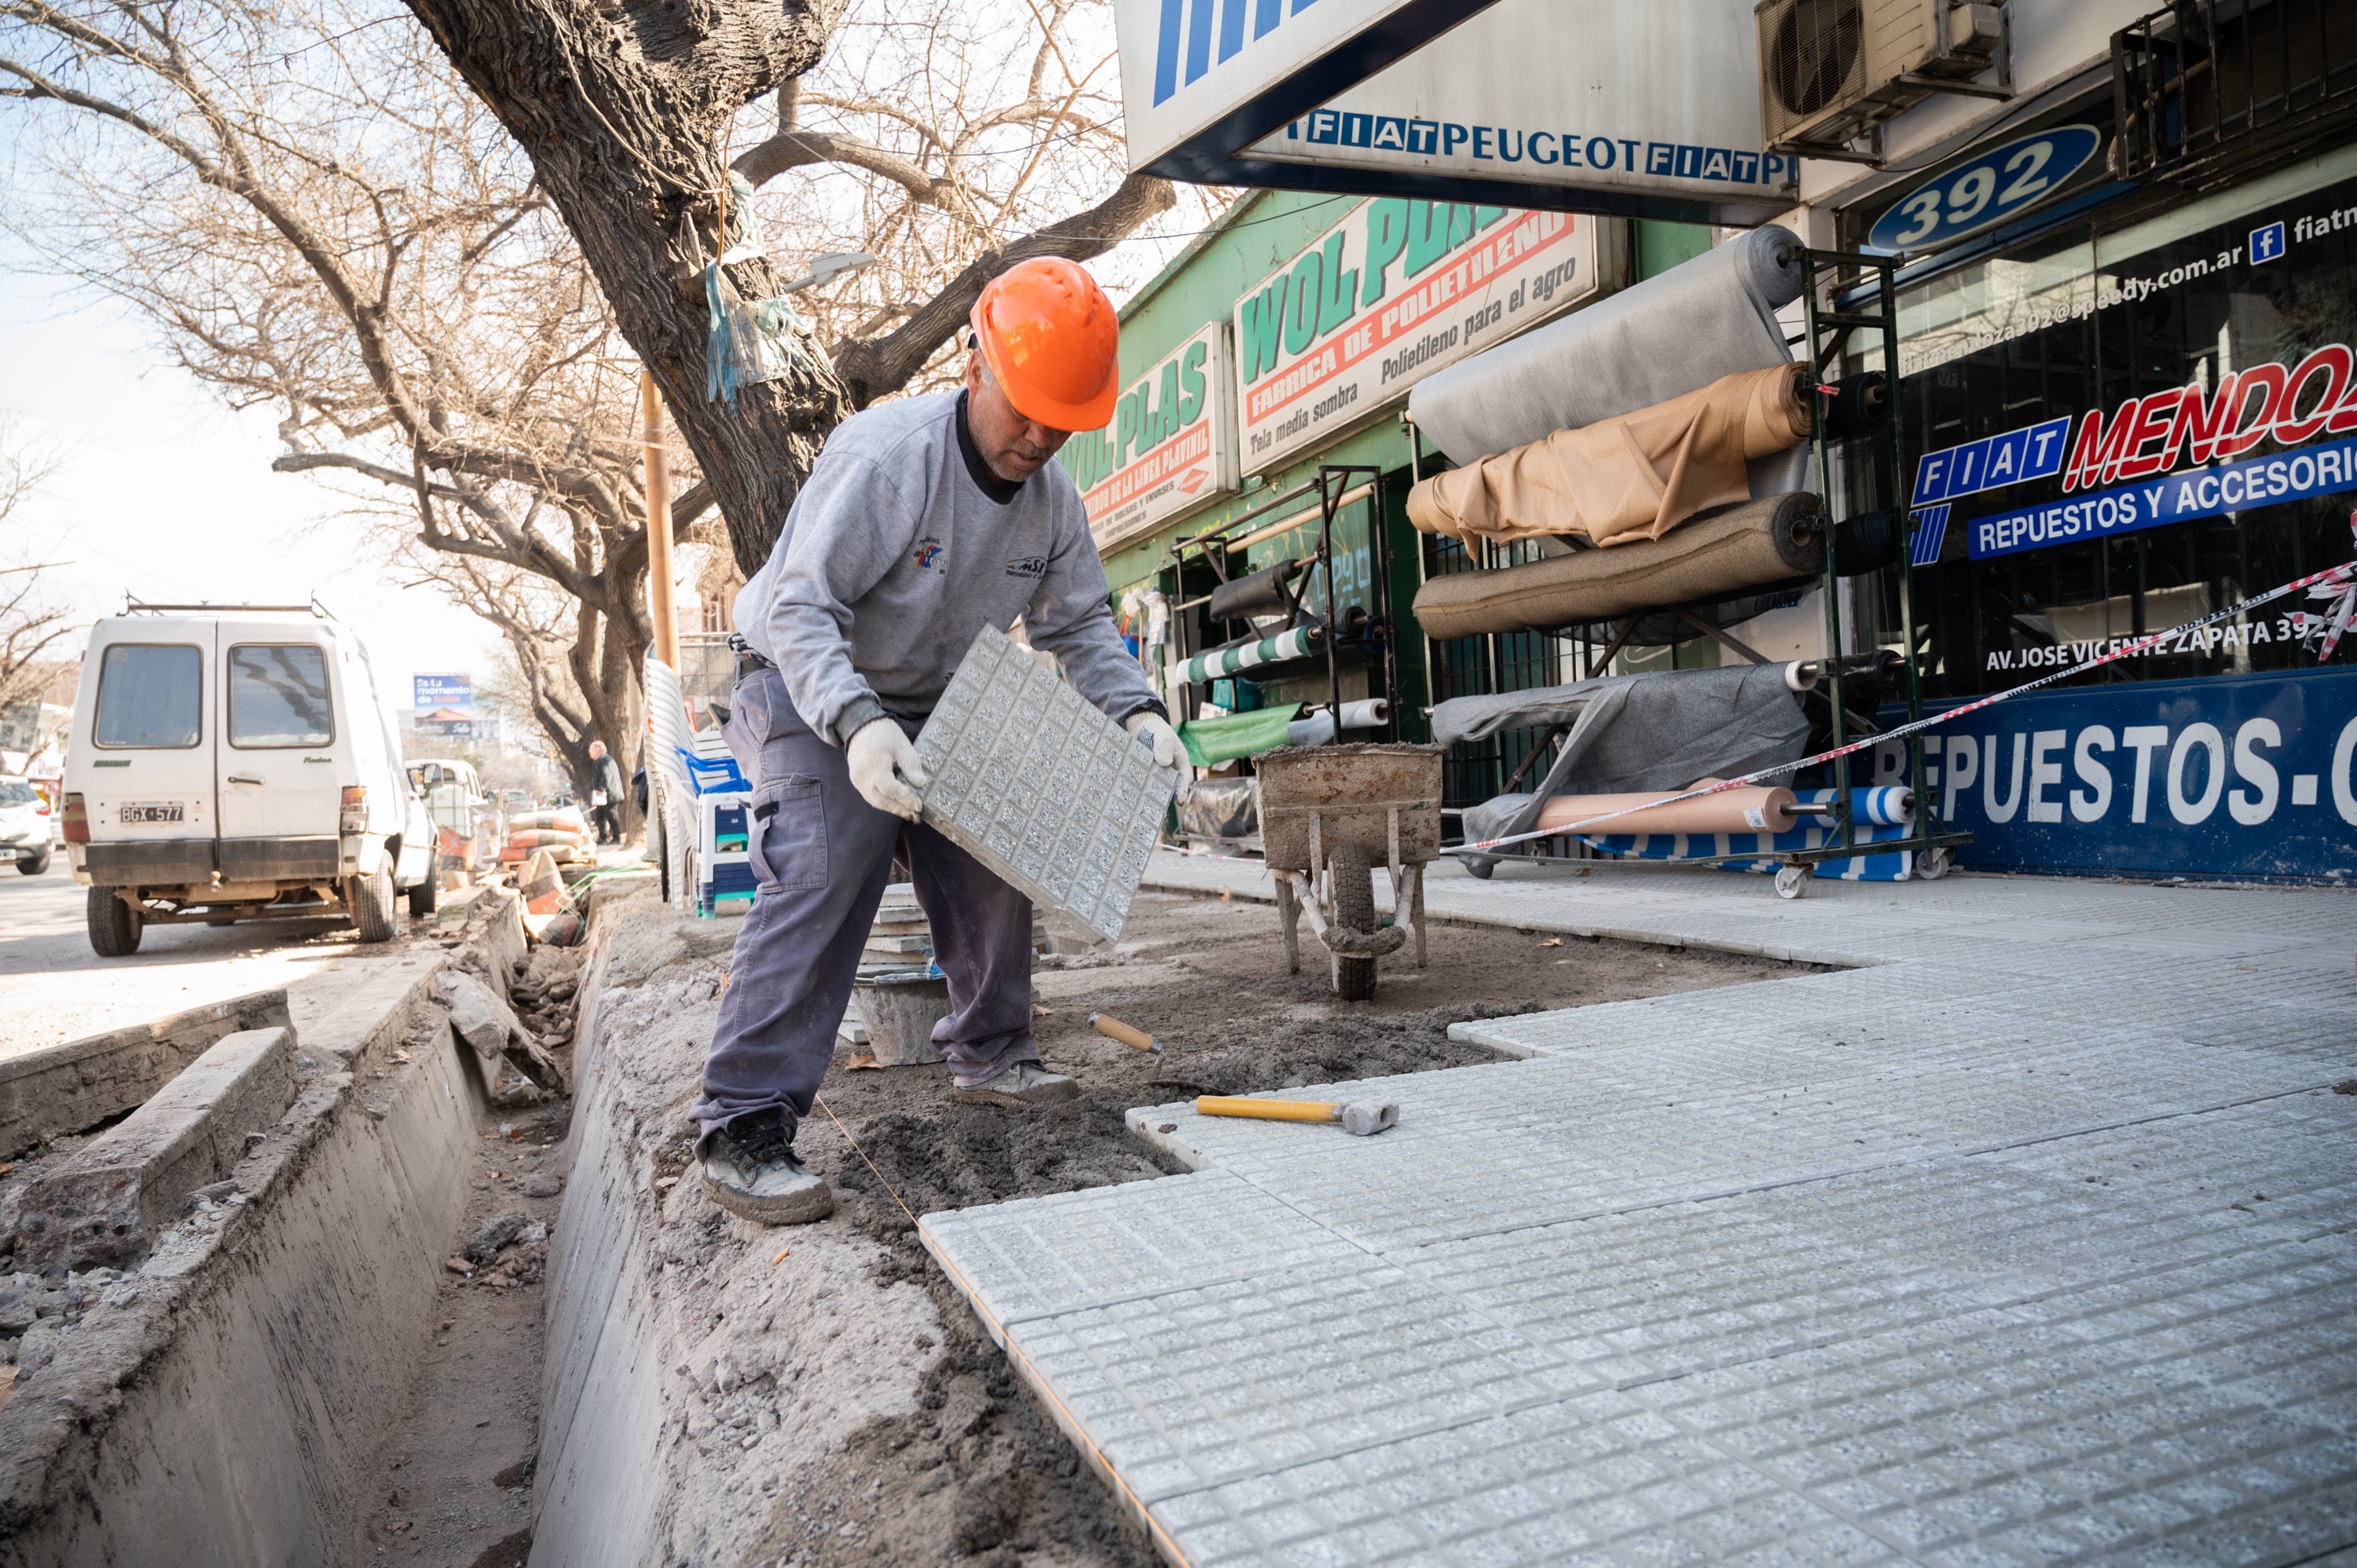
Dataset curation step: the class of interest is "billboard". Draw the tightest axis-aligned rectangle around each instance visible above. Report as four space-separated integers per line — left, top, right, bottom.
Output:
1233 199 1602 474
1060 323 1240 553
412 674 480 740
1116 0 1784 224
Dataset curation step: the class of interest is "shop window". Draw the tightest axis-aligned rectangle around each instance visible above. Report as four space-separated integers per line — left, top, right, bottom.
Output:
1881 166 2357 698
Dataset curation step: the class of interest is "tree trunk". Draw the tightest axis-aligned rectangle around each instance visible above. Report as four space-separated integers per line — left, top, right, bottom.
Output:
400 0 841 577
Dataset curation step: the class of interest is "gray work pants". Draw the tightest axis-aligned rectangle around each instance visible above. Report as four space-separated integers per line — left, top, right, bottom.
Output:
691 668 1036 1151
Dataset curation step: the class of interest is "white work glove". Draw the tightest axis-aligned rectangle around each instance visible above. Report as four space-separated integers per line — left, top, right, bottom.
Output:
1124 710 1185 771
846 718 929 822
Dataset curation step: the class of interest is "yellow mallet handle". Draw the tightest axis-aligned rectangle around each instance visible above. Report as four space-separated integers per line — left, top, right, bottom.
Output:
1089 1012 1160 1054
1194 1097 1339 1124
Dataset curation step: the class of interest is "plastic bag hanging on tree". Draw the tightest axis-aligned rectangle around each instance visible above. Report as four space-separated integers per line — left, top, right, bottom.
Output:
704 266 834 407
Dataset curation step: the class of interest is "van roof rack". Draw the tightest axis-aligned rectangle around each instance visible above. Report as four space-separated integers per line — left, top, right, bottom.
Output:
123 594 331 617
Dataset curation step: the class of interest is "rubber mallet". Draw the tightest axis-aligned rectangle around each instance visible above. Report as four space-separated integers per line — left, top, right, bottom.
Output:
1088 1011 1161 1057
1193 1096 1398 1136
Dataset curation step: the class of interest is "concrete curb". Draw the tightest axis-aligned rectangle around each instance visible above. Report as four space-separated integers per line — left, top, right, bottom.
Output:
0 989 294 1162
16 1028 298 1276
0 892 527 1567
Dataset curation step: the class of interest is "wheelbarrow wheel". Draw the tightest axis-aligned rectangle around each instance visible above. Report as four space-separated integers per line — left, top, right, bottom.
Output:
1329 841 1379 1002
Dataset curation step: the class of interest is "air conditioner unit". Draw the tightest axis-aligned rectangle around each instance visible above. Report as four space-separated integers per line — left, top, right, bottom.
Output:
1756 0 2009 157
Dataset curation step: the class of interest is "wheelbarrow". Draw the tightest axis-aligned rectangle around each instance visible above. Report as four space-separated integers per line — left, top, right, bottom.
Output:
1253 742 1444 1001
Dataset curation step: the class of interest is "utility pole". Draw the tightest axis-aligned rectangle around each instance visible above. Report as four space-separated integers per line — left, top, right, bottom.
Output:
640 370 679 670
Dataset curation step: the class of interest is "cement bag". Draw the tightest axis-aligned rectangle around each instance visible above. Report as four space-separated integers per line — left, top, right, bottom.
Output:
1409 225 1805 464
1407 365 1811 548
511 808 589 834
506 829 592 851
1412 492 1822 640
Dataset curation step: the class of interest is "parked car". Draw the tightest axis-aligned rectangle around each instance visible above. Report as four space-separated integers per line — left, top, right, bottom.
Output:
409 757 494 871
60 604 436 954
0 775 56 875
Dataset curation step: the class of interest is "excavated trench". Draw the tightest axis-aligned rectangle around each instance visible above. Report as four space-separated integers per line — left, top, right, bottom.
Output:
0 877 1805 1568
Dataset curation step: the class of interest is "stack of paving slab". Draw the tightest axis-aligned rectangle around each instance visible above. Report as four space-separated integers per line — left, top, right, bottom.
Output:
835 884 1047 1047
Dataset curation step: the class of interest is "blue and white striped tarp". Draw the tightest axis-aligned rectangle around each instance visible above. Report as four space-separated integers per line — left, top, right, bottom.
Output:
1576 786 1918 881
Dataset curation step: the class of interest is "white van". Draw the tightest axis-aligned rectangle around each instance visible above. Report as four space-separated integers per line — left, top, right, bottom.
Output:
60 603 435 955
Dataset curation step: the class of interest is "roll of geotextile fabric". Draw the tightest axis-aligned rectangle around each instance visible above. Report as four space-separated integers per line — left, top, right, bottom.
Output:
1409 225 1805 465
1285 698 1391 747
1536 786 1798 837
1411 492 1822 641
1178 624 1322 685
1407 365 1812 548
1206 559 1303 621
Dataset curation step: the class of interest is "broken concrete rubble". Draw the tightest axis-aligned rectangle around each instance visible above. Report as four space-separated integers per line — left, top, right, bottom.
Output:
438 969 568 1098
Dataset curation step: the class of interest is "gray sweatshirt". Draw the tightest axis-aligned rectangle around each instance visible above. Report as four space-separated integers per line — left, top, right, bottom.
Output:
734 391 1164 746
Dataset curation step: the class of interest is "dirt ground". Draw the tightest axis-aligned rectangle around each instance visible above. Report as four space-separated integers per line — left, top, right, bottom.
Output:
753 888 1811 1567
362 941 585 1568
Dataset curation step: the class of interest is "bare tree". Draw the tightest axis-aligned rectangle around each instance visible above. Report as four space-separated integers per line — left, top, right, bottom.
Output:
1 0 1186 780
0 434 73 719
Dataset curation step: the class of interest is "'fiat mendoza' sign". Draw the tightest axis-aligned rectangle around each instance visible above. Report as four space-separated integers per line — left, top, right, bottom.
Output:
1233 199 1601 474
1061 321 1240 553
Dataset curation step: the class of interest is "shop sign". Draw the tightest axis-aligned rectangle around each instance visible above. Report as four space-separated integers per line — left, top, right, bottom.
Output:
1232 0 1793 226
1877 670 2357 881
1115 0 1497 181
1938 339 2357 559
1061 323 1240 553
1233 199 1600 473
1867 126 2103 255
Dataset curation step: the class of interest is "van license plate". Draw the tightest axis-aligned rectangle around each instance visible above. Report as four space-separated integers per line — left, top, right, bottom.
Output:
120 802 185 824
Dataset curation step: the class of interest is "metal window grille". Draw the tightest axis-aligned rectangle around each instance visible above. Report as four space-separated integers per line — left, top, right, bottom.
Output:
2114 0 2357 188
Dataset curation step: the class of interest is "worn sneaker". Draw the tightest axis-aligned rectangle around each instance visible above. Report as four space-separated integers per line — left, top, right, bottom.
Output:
952 1061 1080 1108
701 1108 834 1225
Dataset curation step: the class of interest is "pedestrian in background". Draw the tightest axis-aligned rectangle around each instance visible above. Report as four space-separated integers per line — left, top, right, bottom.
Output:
587 739 624 844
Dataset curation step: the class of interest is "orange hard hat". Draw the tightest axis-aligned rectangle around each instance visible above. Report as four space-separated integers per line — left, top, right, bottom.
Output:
969 257 1120 431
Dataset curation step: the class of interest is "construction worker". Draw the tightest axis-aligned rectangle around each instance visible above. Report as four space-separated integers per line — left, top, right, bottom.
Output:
693 258 1183 1225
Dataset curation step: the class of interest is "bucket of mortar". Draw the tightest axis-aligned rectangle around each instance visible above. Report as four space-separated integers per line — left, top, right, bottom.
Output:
850 970 951 1066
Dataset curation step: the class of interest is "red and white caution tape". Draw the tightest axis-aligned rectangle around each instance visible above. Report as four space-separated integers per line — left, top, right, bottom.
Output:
1450 551 2357 857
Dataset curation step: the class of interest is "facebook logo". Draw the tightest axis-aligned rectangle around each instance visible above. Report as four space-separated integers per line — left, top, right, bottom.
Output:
2251 221 2286 264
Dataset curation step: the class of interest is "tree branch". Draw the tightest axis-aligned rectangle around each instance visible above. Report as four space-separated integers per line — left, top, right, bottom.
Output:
830 170 1174 407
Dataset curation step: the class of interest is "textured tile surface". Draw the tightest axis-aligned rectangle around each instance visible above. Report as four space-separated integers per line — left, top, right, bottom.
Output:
913 627 1175 944
921 855 2357 1565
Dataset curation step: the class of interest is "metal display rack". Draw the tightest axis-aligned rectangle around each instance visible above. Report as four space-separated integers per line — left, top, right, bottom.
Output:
1496 247 1970 898
1165 462 1396 735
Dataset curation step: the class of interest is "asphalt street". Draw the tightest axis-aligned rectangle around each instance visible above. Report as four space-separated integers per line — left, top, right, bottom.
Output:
0 858 374 1060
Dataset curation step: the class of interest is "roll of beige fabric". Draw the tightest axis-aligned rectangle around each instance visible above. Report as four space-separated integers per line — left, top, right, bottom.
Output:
1406 364 1812 548
1410 492 1821 642
1534 785 1798 837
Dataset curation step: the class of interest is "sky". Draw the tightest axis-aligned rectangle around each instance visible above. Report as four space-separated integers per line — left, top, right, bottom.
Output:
0 233 503 711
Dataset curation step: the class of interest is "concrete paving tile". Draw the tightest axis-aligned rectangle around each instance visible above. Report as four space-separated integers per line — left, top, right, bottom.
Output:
918 1169 1372 1326
915 854 2357 1564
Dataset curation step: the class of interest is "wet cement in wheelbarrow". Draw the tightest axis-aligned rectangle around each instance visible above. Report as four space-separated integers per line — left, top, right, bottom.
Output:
763 887 1812 1566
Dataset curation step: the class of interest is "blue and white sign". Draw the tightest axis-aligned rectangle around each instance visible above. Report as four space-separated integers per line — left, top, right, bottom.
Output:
1868 126 2102 255
1873 669 2357 882
1966 435 2357 559
1914 416 2073 504
1122 0 1790 225
1117 0 1497 181
412 674 471 712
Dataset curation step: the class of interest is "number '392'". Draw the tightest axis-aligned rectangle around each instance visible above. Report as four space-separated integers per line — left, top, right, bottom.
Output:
1868 126 2103 255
